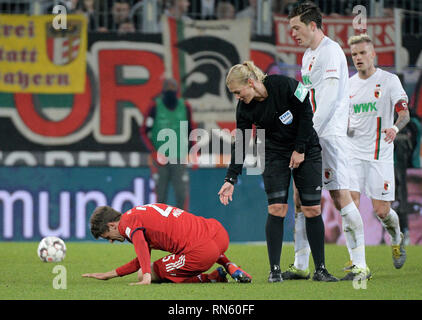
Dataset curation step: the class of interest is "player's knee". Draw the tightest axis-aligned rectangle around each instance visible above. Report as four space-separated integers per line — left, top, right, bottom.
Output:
150 263 161 282
375 210 388 219
330 195 342 210
301 205 321 218
350 191 360 208
330 189 352 210
298 196 321 213
268 203 288 217
373 201 390 219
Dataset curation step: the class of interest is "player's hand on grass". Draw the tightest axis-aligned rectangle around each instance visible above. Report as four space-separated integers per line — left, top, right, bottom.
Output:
129 272 151 285
218 182 234 206
82 270 118 280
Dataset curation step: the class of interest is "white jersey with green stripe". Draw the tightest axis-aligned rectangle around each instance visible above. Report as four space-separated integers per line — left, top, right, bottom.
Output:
301 36 350 137
348 68 408 163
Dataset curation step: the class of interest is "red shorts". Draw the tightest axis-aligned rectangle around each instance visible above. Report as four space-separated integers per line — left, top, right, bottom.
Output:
152 219 229 283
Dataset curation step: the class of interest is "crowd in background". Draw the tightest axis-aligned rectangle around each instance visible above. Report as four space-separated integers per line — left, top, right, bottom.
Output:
62 0 299 34
0 0 294 34
0 0 420 34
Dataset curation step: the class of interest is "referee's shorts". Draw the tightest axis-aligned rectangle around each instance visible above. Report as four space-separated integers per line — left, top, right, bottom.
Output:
262 146 322 207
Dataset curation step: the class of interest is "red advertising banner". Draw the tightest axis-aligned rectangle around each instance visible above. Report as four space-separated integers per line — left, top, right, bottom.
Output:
0 32 279 167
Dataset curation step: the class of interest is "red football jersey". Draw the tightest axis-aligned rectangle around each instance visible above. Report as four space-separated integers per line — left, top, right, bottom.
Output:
116 203 221 275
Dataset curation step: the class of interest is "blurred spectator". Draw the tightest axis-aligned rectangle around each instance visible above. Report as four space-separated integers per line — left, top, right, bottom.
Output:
73 0 98 31
118 18 136 33
316 0 361 16
112 0 132 28
403 170 422 244
95 0 134 32
45 0 72 13
142 78 196 211
0 1 28 13
165 0 193 21
216 1 235 19
129 0 164 33
383 8 394 17
189 0 220 20
412 71 422 118
393 109 421 244
236 0 257 34
273 0 298 15
94 0 125 31
155 0 191 32
70 0 79 12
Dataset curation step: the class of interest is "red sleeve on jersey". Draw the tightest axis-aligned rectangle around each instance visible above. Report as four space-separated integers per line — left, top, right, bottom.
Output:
395 99 408 113
115 257 140 277
131 228 152 274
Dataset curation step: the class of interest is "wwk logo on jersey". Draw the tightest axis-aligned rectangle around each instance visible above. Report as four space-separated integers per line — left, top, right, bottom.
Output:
279 110 293 125
353 102 377 114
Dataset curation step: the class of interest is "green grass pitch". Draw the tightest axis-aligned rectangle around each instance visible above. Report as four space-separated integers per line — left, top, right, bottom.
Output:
0 242 421 300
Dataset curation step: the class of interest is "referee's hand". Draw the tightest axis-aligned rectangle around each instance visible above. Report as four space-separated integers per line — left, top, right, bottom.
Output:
218 182 234 205
289 151 304 169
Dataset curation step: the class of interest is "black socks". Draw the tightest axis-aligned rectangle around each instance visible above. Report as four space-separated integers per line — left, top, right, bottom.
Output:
265 214 284 270
265 213 326 271
305 215 326 270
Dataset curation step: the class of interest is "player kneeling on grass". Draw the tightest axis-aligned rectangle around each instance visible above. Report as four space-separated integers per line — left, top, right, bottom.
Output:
82 203 252 285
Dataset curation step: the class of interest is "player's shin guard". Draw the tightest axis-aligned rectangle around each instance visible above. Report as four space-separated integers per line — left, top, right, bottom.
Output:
293 212 311 271
340 202 366 269
379 209 401 245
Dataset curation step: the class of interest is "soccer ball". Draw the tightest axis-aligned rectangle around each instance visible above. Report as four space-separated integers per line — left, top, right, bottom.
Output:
37 236 66 262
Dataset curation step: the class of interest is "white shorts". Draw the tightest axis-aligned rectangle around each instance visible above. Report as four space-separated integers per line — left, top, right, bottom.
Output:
319 135 351 190
349 157 395 201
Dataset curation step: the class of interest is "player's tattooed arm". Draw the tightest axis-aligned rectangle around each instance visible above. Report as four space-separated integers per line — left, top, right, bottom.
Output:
394 100 410 131
383 101 410 144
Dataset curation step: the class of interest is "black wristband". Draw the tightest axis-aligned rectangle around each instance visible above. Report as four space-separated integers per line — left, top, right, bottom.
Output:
294 144 305 154
224 177 237 185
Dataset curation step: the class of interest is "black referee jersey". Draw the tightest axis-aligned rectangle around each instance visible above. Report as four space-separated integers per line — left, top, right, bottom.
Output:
226 74 320 180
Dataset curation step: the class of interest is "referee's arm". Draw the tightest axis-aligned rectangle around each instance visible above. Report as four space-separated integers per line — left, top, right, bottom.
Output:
225 109 252 183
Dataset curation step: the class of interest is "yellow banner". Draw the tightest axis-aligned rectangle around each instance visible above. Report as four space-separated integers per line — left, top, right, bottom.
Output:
0 14 87 93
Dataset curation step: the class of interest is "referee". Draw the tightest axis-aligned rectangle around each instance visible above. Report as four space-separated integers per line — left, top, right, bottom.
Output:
218 61 338 282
